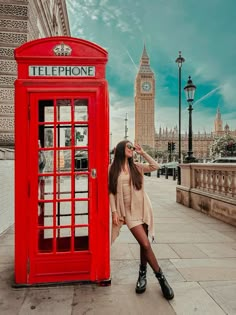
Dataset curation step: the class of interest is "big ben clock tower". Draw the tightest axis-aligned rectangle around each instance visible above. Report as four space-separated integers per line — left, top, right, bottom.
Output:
135 45 155 147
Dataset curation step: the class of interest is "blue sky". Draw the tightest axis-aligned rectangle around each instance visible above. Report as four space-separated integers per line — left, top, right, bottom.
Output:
66 0 236 146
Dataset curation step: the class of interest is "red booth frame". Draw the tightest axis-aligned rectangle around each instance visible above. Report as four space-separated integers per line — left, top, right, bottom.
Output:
14 37 110 285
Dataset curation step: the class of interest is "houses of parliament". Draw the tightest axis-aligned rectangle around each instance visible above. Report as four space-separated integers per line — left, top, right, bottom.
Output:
134 46 236 161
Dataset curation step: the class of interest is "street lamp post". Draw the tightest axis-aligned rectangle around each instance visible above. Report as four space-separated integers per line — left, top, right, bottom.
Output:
124 113 128 139
184 76 197 163
175 51 185 184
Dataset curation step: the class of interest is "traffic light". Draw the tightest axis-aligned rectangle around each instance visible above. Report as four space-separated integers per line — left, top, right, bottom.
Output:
172 142 176 151
168 142 171 152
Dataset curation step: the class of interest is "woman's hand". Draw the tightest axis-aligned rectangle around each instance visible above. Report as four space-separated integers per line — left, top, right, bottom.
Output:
134 143 144 155
112 212 119 225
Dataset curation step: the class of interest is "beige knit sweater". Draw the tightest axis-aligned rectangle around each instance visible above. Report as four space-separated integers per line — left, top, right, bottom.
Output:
109 152 159 243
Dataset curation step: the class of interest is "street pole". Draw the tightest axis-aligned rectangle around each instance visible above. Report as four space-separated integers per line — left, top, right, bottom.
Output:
175 51 185 184
187 103 193 160
184 76 197 163
124 113 128 139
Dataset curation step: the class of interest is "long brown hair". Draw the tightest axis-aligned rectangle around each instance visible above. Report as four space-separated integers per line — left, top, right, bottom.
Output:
108 140 142 194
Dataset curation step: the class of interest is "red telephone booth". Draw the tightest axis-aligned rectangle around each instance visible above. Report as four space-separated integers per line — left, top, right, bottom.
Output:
14 37 110 285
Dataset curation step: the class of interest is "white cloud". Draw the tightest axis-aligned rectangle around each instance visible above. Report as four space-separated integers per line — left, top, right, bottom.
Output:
109 89 135 145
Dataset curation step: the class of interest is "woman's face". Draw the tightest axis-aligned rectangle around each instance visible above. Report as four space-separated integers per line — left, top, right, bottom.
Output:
125 142 135 158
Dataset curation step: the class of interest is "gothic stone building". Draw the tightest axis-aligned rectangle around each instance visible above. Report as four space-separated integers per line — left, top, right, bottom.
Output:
0 0 70 147
155 107 236 162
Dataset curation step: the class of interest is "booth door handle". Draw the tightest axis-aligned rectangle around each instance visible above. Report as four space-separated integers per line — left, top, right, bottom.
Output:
91 168 97 179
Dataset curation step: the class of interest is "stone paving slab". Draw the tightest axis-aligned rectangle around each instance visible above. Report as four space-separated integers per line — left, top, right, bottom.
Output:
155 222 202 232
224 231 236 241
200 281 236 315
129 243 180 259
195 242 236 258
169 282 226 315
154 217 194 224
111 243 134 260
192 222 236 232
18 286 74 315
154 231 232 244
169 244 208 259
72 284 176 315
170 258 236 281
0 286 26 315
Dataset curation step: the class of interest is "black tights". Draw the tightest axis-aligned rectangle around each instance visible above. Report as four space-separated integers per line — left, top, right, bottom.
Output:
130 224 160 273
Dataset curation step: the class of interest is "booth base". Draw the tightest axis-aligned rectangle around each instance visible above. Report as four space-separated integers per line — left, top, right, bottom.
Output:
12 278 111 288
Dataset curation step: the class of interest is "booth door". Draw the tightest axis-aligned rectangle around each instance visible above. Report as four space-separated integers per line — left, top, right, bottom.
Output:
29 93 97 283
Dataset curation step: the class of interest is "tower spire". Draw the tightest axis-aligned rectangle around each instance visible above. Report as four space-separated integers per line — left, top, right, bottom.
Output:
214 105 223 134
139 44 153 74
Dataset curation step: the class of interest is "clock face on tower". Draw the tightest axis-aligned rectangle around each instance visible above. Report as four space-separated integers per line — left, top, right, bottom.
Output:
142 81 151 92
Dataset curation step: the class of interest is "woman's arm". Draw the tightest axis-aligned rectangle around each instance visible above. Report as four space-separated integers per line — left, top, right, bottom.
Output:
134 144 159 173
109 193 117 213
139 151 159 172
109 193 119 225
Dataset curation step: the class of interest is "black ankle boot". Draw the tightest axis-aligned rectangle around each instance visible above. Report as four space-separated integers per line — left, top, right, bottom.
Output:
155 268 174 300
136 264 147 294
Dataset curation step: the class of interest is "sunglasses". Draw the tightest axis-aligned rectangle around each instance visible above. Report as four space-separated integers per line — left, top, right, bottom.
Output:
126 143 135 151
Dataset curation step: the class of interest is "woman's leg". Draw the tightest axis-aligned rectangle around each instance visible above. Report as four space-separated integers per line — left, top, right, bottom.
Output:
140 224 148 266
135 224 149 294
131 224 174 300
130 224 159 272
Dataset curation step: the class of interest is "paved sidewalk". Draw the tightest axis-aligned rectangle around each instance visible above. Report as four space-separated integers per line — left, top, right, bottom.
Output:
1 176 236 314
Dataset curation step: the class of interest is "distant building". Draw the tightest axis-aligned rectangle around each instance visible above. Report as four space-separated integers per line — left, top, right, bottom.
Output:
155 107 236 162
0 0 70 147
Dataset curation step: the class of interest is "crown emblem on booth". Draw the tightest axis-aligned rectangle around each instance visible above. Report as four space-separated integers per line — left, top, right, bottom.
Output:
53 43 72 56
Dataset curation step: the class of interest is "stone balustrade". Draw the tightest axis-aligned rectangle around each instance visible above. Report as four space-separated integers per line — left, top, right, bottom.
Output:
176 163 236 226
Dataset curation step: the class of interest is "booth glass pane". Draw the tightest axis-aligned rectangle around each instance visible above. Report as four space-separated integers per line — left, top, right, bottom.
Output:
75 126 88 146
39 176 53 200
38 229 53 253
75 201 88 225
56 99 71 122
75 149 88 171
38 202 53 226
38 178 45 201
74 227 89 251
64 127 72 147
38 149 46 174
40 150 53 173
56 201 71 226
56 150 71 172
56 126 73 148
44 215 53 227
56 228 71 252
44 106 54 122
75 174 88 198
38 100 53 123
44 128 54 148
56 176 71 200
74 99 88 121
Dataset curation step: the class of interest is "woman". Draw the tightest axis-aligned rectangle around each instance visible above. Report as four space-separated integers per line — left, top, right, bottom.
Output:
109 140 174 300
